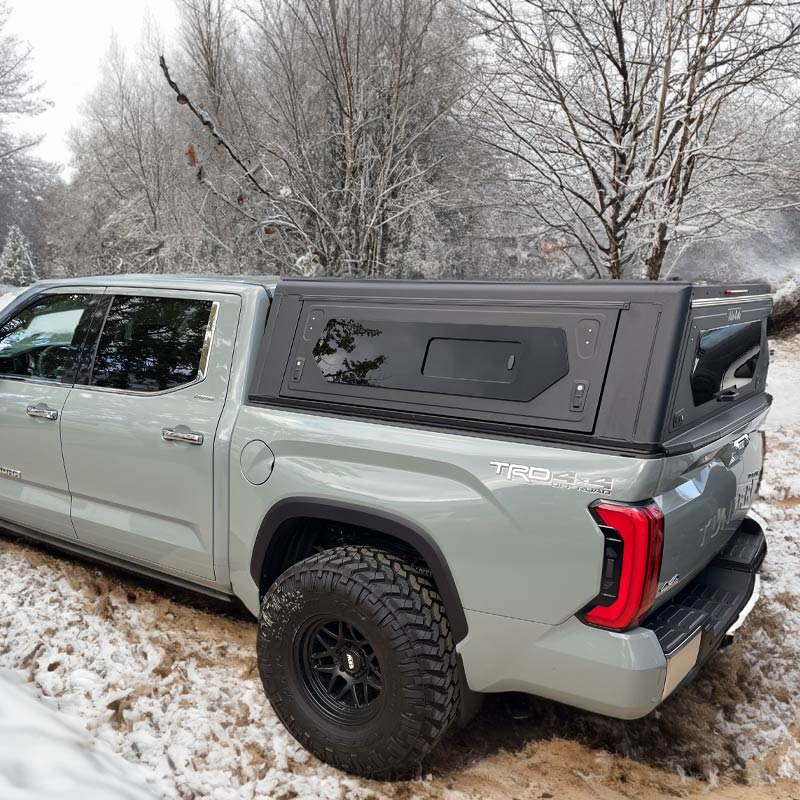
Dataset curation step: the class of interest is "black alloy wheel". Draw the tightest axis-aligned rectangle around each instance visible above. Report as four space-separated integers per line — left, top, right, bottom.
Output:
297 617 383 722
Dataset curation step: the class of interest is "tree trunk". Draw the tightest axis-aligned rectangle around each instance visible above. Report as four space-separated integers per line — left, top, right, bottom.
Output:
645 222 669 280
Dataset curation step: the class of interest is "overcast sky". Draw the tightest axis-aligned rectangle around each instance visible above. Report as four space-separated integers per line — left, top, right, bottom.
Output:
6 0 179 169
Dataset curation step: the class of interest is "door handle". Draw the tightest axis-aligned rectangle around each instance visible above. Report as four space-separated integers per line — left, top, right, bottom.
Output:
27 405 59 421
162 428 204 446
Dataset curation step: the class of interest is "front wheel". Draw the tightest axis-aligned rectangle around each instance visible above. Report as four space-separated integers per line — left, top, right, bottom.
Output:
256 546 461 778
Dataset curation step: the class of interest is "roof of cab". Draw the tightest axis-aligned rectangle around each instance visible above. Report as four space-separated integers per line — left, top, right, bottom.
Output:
34 273 282 293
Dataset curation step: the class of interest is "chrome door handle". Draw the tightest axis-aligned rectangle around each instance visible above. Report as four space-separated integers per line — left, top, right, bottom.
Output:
162 428 204 446
27 406 59 421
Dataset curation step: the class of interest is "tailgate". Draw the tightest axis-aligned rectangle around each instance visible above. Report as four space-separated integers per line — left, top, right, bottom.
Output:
653 292 771 607
654 422 766 607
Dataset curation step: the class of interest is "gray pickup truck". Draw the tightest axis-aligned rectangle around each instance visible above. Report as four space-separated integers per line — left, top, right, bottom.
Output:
0 276 771 777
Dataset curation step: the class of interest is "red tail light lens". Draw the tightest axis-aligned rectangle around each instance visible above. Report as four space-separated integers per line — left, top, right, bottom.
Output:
582 501 664 630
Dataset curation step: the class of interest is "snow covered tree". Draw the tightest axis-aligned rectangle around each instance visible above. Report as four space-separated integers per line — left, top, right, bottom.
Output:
0 3 55 270
0 224 38 286
474 0 800 279
0 2 47 167
162 0 482 277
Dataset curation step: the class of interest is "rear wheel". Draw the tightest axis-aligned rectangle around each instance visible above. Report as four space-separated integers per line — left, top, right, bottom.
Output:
256 545 461 778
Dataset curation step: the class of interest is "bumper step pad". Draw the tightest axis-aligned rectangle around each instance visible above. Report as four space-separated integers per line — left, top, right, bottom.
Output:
643 521 766 658
714 516 768 572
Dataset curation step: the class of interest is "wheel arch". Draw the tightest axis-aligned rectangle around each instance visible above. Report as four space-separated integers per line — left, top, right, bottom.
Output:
249 497 468 643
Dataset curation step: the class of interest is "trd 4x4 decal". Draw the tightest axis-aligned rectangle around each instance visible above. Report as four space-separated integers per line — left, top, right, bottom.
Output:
490 461 614 495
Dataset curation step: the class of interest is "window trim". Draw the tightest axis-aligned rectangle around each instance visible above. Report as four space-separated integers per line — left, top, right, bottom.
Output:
0 291 103 388
78 296 221 398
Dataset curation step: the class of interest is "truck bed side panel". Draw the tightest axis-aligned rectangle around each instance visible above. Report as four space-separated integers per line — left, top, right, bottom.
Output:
229 406 663 625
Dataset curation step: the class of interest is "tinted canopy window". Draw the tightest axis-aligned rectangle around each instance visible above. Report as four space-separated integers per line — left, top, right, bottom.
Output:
691 321 762 406
90 296 215 393
312 317 568 401
0 293 92 383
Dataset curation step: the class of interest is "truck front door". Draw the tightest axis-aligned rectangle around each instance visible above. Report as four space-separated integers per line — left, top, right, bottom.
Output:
0 289 103 539
60 289 240 581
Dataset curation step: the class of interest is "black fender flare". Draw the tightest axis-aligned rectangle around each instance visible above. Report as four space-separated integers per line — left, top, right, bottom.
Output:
249 497 468 643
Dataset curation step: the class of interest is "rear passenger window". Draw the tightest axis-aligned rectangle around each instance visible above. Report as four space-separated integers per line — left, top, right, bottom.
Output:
311 317 568 401
691 321 762 406
90 296 216 393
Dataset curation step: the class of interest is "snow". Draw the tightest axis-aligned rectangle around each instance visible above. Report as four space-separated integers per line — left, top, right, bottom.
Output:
0 548 366 800
0 670 160 800
774 277 799 301
763 337 800 431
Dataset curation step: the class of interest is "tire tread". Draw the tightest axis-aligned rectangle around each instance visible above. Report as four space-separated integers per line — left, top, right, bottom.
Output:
257 545 461 778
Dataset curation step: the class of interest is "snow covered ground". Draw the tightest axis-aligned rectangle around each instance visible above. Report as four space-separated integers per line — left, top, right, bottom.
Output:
0 670 160 800
0 285 797 799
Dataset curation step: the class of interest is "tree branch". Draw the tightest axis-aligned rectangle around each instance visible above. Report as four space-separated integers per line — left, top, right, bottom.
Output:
158 54 272 197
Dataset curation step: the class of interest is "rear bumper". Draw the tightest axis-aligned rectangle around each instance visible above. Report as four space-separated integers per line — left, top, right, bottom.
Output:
458 510 766 718
642 510 766 702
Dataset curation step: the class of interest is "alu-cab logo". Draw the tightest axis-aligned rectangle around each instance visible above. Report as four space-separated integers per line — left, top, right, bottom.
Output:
490 461 614 495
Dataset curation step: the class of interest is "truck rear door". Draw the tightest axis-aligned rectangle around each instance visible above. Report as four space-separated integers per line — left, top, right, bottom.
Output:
60 289 240 581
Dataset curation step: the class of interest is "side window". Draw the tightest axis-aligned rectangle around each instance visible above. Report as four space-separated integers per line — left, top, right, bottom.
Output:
691 321 763 406
310 316 568 401
0 293 93 383
90 296 216 393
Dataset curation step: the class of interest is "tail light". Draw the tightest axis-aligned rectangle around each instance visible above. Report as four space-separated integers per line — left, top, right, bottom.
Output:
581 501 664 630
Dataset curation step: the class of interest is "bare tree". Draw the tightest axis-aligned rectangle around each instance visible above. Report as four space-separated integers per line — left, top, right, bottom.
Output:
162 0 479 277
69 38 187 273
178 0 236 118
474 0 800 278
0 1 60 267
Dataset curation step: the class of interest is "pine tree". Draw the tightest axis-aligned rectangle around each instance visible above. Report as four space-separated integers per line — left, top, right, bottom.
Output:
0 225 38 286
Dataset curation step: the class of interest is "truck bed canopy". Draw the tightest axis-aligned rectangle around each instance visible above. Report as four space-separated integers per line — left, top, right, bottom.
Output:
250 280 772 455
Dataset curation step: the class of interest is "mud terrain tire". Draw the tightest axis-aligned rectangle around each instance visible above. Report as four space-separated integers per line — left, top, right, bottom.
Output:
256 545 461 778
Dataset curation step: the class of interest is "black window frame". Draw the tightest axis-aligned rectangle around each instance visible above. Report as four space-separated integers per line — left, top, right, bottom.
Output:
690 320 763 407
668 304 770 434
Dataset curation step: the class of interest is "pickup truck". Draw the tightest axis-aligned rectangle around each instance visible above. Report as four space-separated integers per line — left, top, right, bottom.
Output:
0 276 771 778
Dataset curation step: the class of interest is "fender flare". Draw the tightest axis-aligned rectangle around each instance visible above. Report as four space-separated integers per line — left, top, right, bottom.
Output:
249 497 468 643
